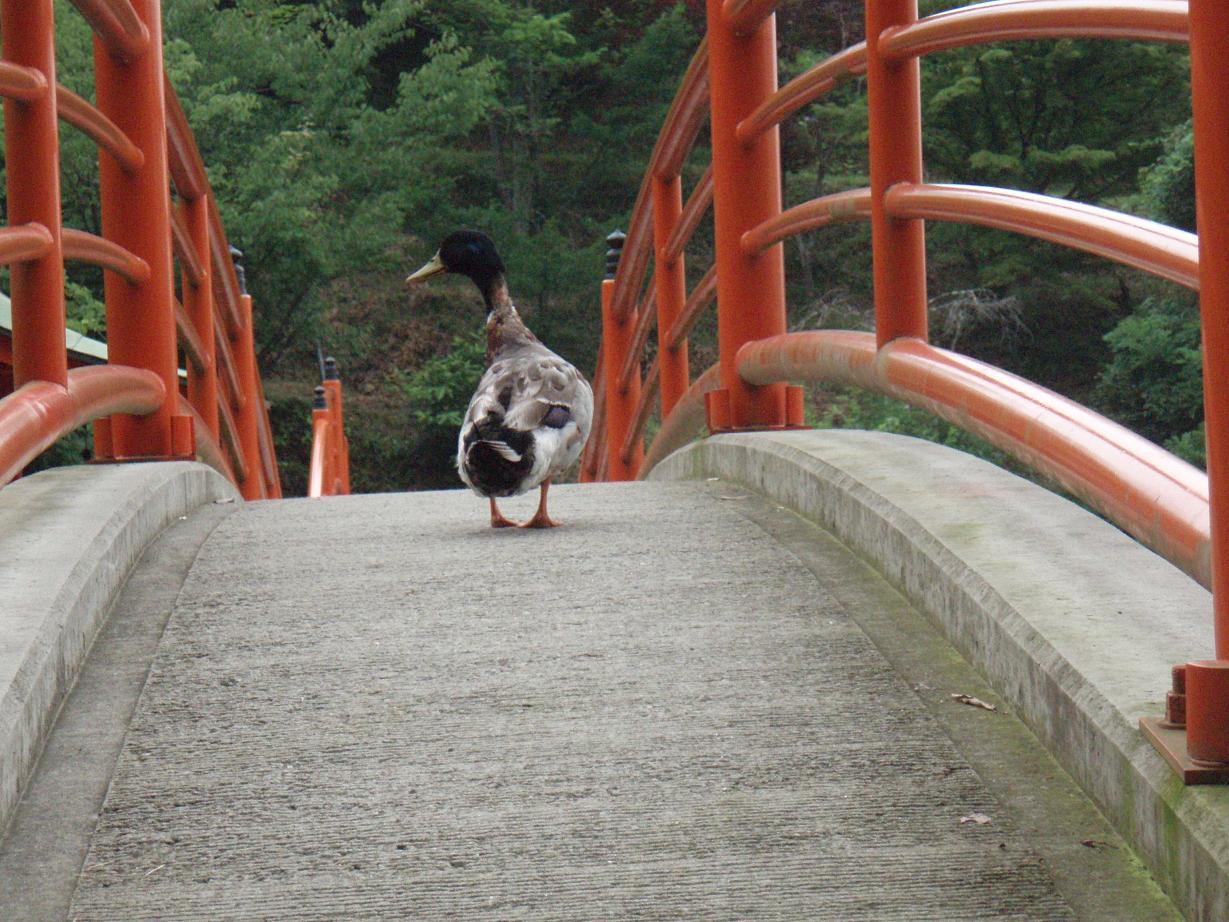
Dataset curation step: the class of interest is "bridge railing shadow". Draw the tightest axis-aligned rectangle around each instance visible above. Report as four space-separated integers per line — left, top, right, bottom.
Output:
0 0 280 499
580 0 1229 773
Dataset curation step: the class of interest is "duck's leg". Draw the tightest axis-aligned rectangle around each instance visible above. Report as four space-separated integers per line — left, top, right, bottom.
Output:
489 496 519 528
520 478 560 528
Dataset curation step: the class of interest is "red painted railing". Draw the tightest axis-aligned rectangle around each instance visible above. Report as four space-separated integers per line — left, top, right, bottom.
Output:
308 357 351 499
0 0 280 499
582 0 1229 772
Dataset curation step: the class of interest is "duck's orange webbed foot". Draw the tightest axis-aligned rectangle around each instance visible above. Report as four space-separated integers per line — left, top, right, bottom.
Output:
519 480 560 529
489 497 520 528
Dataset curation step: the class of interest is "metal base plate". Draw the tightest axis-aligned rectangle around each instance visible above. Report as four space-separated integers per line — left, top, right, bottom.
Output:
1140 716 1229 784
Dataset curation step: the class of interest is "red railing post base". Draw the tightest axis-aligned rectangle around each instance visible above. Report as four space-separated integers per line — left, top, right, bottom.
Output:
704 384 808 434
1141 659 1229 784
91 413 196 463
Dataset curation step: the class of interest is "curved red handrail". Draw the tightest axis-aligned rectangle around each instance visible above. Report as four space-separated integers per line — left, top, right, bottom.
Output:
214 325 245 412
623 358 661 464
737 43 868 144
216 391 248 484
176 393 236 484
652 45 712 182
61 228 151 284
665 265 718 352
880 0 1189 62
69 0 150 61
0 224 54 265
609 41 710 324
0 62 48 102
736 330 1210 587
164 78 209 203
207 197 246 336
742 188 873 255
170 207 207 288
886 183 1199 289
639 363 722 476
0 365 163 487
56 84 144 174
662 167 714 266
173 298 210 375
619 290 657 394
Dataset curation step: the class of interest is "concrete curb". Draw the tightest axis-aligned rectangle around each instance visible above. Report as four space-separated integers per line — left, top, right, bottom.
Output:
650 430 1227 922
0 462 239 837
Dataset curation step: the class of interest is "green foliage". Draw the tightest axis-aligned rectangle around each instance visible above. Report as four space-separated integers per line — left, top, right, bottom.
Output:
1094 294 1203 448
1139 120 1196 231
161 0 502 366
64 281 106 337
395 335 485 430
1166 424 1206 469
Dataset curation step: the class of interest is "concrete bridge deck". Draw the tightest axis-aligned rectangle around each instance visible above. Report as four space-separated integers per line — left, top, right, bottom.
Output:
0 431 1217 919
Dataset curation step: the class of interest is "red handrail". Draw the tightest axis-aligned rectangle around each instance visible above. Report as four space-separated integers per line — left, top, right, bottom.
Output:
0 0 279 498
880 0 1190 59
0 62 48 103
738 331 1210 585
0 366 163 485
887 183 1199 288
593 0 1229 769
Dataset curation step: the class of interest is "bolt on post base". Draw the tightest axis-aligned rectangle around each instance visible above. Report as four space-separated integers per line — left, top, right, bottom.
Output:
704 385 808 433
1141 661 1229 784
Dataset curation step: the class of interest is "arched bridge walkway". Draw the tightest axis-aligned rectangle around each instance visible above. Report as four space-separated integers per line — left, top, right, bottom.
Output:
0 431 1205 920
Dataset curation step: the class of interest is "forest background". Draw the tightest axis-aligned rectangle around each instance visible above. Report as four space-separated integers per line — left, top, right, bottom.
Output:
3 0 1203 494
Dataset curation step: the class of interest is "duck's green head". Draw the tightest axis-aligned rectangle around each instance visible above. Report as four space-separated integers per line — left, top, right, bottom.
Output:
406 230 506 302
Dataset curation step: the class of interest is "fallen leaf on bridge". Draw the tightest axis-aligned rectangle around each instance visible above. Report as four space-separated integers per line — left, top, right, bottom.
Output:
959 813 993 826
951 693 997 711
1080 839 1115 850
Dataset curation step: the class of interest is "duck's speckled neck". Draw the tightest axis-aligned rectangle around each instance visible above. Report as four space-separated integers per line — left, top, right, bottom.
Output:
484 276 538 364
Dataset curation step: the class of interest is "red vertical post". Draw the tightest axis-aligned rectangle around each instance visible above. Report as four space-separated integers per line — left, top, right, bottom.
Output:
323 357 349 494
653 174 691 418
601 232 644 480
94 0 184 458
865 0 928 347
182 195 219 440
705 0 787 430
234 293 265 499
310 385 331 497
2 0 67 389
1186 0 1229 764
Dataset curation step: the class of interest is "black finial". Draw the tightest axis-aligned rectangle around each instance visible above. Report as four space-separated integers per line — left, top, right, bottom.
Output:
605 230 626 280
324 356 339 381
229 245 247 294
312 385 327 410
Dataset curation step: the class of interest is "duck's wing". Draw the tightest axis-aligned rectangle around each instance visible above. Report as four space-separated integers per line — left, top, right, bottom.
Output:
497 346 592 436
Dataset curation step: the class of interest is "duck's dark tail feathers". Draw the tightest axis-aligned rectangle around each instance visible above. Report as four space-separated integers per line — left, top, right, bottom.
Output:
462 412 536 497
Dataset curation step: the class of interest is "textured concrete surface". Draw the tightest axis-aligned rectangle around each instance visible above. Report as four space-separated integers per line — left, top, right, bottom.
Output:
54 483 1173 920
652 430 1222 922
0 504 234 922
0 462 239 838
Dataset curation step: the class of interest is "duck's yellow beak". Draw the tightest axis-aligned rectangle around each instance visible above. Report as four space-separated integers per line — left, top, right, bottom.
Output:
406 252 446 285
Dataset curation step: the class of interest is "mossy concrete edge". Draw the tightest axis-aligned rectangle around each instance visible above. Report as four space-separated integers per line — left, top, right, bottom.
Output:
650 429 1229 922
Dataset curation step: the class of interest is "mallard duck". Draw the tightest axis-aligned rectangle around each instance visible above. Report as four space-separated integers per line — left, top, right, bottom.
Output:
406 230 593 528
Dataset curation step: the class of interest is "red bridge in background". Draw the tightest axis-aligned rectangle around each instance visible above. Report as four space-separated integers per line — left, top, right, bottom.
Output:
581 0 1229 782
